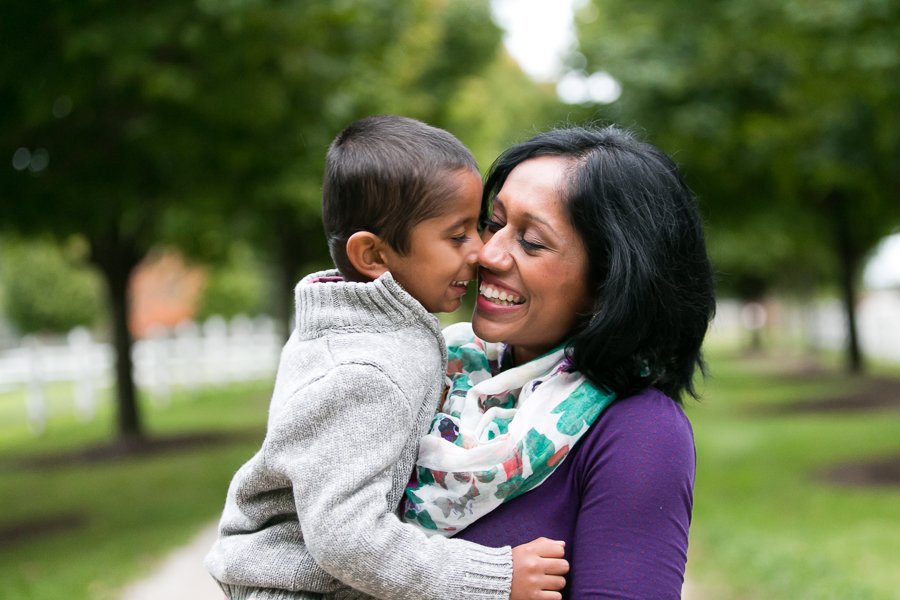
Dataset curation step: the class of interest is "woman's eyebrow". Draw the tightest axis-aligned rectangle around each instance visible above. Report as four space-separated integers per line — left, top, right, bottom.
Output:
494 198 558 235
523 212 551 228
522 211 559 239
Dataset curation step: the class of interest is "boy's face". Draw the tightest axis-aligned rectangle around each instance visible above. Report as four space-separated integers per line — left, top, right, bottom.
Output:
384 170 483 313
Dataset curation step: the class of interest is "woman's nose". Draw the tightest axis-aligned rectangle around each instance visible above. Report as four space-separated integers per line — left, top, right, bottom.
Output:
478 232 513 272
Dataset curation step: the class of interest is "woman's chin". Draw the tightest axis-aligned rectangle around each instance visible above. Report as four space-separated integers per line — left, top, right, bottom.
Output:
471 307 516 344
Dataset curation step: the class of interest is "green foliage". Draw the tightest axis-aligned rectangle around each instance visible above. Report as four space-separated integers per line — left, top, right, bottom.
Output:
573 0 900 289
445 53 570 170
0 0 558 276
196 244 269 320
0 0 428 243
0 239 102 334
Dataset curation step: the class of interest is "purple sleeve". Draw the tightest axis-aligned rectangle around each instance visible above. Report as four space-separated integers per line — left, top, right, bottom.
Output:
569 390 695 600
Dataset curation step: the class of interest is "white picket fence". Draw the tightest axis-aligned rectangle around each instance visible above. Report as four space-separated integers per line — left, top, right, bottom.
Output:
0 315 283 433
709 289 900 362
5 291 899 434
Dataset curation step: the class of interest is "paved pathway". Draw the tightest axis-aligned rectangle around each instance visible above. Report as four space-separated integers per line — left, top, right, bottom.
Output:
120 523 222 600
681 575 702 600
119 521 702 600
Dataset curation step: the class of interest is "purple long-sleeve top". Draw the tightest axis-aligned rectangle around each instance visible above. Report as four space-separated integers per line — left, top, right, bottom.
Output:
456 387 695 600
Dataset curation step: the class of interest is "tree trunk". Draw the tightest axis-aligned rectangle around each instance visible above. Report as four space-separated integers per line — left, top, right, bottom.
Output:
270 206 330 341
276 234 303 342
829 192 864 374
90 234 145 440
837 245 863 373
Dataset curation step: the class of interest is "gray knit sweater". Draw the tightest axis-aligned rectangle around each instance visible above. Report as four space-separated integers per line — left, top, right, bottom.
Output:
204 270 513 600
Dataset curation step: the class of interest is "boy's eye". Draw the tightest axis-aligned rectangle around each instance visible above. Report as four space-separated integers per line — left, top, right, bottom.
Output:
451 234 471 243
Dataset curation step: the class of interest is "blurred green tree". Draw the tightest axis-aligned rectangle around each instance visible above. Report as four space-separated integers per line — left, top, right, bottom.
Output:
196 243 269 321
0 238 102 334
445 53 567 169
574 0 900 371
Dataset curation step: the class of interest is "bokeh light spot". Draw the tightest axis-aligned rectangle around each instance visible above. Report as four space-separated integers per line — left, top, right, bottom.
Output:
587 71 621 103
29 148 49 172
568 51 588 71
12 147 31 170
557 70 621 104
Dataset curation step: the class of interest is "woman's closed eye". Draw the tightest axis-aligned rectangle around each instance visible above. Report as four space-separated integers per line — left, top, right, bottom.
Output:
518 237 546 251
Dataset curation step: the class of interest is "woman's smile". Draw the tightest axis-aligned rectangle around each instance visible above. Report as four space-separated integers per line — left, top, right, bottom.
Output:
477 273 525 308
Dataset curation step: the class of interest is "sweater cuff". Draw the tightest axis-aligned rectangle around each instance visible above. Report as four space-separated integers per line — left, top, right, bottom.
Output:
451 544 513 599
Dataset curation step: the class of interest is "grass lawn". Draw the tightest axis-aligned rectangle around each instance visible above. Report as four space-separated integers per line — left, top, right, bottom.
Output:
0 382 272 600
686 351 900 600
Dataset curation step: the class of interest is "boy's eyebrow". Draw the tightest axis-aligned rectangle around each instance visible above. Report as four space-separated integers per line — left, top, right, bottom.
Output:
444 215 473 231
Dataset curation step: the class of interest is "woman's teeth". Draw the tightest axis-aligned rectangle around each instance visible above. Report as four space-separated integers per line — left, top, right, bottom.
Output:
479 284 524 306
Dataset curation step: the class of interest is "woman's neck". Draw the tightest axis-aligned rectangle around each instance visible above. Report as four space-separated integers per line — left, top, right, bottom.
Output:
507 344 541 368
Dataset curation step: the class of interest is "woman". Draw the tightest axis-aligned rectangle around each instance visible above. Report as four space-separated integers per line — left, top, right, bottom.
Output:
410 125 715 599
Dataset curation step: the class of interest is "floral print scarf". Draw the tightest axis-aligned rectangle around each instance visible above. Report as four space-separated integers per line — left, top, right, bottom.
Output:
403 323 616 536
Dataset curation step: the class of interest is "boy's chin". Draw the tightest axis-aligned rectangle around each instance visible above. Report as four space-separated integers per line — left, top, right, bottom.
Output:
428 298 462 315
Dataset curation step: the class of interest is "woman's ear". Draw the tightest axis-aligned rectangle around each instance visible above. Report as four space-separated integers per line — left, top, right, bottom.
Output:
345 231 390 282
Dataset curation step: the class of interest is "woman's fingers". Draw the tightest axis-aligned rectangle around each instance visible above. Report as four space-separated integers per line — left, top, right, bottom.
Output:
535 591 563 600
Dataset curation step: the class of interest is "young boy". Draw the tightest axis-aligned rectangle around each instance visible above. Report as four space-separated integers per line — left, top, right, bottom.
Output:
205 115 567 600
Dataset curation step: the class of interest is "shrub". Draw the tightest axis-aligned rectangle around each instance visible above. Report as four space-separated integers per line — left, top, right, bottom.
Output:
196 244 269 320
0 238 102 334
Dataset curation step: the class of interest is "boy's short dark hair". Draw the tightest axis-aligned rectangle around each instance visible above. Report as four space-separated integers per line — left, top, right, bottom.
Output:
322 115 478 277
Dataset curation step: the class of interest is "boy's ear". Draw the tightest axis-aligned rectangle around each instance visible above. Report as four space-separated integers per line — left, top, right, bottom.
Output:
345 232 390 281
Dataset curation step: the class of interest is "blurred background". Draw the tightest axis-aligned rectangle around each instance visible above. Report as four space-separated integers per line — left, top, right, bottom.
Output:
1 0 898 598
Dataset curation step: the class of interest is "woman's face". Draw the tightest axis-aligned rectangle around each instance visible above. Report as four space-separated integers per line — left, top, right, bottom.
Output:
473 156 593 365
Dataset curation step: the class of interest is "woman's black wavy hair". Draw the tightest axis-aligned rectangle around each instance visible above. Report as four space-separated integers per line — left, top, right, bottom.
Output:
482 125 716 403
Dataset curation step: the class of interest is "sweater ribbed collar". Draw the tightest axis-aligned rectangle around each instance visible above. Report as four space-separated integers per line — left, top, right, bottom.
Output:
293 270 445 355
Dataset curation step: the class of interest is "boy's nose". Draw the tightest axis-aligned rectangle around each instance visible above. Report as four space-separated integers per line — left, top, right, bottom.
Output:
466 236 484 263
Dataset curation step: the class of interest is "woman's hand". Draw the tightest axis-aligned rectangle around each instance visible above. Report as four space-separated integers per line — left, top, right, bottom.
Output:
510 538 569 600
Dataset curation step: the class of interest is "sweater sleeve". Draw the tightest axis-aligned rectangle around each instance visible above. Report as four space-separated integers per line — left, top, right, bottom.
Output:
568 394 695 600
266 363 512 600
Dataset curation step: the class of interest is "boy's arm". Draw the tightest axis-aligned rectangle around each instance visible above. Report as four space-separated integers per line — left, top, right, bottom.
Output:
268 363 512 600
